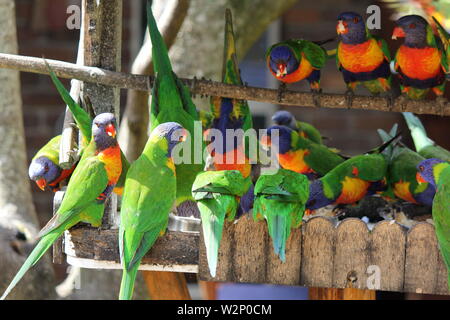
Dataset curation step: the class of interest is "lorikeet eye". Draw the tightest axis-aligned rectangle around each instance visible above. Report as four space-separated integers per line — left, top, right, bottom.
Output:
44 164 49 173
409 23 416 29
418 165 424 172
353 17 359 24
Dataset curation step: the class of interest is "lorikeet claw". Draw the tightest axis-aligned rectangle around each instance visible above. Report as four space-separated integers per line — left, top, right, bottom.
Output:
310 87 322 108
344 88 354 108
332 204 349 217
277 82 287 103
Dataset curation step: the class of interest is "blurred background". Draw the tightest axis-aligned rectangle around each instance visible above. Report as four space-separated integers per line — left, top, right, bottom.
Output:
13 0 450 299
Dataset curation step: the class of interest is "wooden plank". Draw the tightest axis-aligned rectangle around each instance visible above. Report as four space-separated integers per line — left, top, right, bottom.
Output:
233 215 267 283
300 217 335 288
333 218 370 290
142 271 191 300
309 287 375 300
265 228 302 285
370 221 406 292
198 220 235 282
404 222 442 294
64 226 198 267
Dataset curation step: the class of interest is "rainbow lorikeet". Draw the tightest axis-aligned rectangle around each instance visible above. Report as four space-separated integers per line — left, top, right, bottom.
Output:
305 152 388 213
46 63 129 195
253 169 309 262
192 170 252 277
147 1 203 206
391 15 448 100
119 122 187 300
260 125 345 179
266 37 334 103
1 113 122 300
28 135 75 192
403 112 450 161
416 158 450 290
336 12 392 105
378 125 435 206
206 8 253 179
272 110 323 145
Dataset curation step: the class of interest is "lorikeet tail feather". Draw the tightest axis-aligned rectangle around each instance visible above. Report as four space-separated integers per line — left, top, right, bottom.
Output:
198 199 227 278
146 0 173 78
267 214 290 262
119 262 140 300
402 112 434 151
45 60 92 142
0 230 61 300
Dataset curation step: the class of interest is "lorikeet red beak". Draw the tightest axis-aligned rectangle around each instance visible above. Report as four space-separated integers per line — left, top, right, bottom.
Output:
336 20 348 35
392 27 406 40
36 178 47 191
416 172 427 184
105 123 116 138
276 63 287 78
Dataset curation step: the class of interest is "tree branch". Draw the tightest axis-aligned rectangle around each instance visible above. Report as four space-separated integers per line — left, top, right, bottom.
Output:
0 52 447 116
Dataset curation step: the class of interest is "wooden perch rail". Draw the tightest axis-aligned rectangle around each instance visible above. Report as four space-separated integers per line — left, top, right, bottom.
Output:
0 53 448 116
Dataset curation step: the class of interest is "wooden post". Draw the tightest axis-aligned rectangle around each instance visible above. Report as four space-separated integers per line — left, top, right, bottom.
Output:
81 0 122 229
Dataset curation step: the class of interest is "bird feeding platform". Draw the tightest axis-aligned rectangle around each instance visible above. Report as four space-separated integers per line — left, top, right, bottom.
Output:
55 201 450 296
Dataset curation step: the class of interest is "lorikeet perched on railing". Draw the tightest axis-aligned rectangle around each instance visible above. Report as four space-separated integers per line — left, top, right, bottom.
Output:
391 15 448 100
378 125 435 206
192 170 252 278
119 122 187 300
416 158 450 290
336 12 392 106
1 113 122 300
253 169 309 262
146 1 203 206
260 125 345 179
206 8 253 179
403 112 450 161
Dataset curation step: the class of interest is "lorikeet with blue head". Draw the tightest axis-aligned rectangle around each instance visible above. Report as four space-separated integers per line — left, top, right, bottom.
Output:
45 64 129 195
260 125 345 179
305 153 388 213
416 158 450 290
271 110 323 145
378 125 435 206
391 15 448 100
403 112 450 161
253 169 309 262
206 8 253 179
119 122 187 300
1 113 122 300
192 170 252 277
28 135 75 192
266 37 335 103
147 1 203 206
336 12 392 105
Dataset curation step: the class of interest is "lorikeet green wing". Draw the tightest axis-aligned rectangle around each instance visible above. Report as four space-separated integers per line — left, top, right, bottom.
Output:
253 169 309 261
119 122 181 300
192 170 251 277
1 113 122 300
146 1 202 205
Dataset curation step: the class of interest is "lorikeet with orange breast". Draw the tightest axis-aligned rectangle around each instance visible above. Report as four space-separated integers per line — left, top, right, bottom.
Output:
336 12 392 105
266 37 335 102
378 125 435 206
206 8 253 179
28 135 75 192
260 125 345 179
1 113 122 300
391 15 448 100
